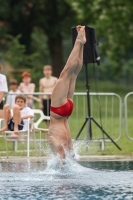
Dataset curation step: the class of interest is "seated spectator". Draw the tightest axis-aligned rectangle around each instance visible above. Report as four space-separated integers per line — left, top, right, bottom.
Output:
0 94 34 139
19 71 40 108
6 79 20 109
0 64 8 118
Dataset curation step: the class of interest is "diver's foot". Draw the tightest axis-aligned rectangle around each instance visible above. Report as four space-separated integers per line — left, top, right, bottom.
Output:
77 25 86 45
76 25 82 32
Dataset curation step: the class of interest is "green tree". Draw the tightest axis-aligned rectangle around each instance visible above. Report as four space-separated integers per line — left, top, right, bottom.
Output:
0 33 49 86
1 34 39 68
0 0 77 77
69 0 133 75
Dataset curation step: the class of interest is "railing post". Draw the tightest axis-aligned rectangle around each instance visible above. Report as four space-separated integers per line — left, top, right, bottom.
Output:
124 92 133 141
27 118 30 158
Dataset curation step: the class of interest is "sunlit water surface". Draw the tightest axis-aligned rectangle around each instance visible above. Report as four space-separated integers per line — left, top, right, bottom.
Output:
0 158 133 200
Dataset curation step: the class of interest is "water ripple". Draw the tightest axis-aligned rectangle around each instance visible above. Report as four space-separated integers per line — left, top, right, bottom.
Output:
0 159 132 200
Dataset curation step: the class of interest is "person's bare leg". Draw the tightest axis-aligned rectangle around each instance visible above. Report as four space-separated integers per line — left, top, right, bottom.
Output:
13 104 21 134
64 44 84 154
49 135 65 159
0 110 3 119
51 26 86 107
0 104 11 132
67 45 84 100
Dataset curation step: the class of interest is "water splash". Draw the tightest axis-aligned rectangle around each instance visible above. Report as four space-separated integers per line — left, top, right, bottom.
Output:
37 140 93 174
34 139 106 175
45 153 92 175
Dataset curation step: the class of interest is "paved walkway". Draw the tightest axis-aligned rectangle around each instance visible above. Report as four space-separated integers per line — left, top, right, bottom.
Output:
0 155 133 162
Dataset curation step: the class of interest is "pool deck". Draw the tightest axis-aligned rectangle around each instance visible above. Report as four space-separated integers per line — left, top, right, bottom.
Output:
0 155 133 162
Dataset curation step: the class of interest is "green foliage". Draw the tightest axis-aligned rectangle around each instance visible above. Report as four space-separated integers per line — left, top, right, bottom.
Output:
0 0 133 79
0 0 78 77
68 0 133 75
1 34 39 69
30 28 50 88
0 31 50 87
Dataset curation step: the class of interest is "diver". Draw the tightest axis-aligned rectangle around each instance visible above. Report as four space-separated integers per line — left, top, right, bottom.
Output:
48 25 86 160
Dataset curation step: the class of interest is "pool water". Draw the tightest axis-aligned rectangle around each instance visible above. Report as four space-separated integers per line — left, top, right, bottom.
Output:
0 158 133 200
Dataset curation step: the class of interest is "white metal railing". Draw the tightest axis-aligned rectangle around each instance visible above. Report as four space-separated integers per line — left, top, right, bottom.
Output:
1 92 123 154
5 92 123 142
70 92 122 143
124 92 133 140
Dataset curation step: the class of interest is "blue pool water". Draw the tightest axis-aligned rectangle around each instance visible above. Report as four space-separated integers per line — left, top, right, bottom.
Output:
0 158 133 200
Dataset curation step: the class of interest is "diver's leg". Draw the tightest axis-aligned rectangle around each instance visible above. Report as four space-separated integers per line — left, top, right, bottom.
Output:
67 45 84 100
51 26 86 107
65 46 84 157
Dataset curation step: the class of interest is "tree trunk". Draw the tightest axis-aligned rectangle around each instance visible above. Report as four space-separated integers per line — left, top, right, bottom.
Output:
48 34 65 78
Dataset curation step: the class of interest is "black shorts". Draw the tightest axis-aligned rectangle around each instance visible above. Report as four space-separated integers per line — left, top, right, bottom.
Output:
0 101 3 110
42 99 51 116
8 118 24 131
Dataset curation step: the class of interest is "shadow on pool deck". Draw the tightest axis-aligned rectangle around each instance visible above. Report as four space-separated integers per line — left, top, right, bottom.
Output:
0 155 133 162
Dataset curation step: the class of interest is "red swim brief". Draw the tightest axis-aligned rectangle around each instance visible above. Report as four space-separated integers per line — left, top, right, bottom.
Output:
50 99 74 117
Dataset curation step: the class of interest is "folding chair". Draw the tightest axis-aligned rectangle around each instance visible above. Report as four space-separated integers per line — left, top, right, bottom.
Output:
1 118 37 158
33 109 50 131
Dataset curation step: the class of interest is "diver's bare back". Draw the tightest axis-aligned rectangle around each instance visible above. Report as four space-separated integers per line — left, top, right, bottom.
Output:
49 114 71 149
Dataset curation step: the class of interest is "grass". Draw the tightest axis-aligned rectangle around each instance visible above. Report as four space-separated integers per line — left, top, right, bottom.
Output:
0 80 133 156
73 80 133 155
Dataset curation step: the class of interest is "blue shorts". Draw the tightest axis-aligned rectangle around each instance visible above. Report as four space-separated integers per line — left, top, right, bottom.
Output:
8 118 24 131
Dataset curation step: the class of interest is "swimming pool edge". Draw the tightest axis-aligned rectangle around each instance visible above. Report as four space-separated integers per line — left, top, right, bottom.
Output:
0 155 133 162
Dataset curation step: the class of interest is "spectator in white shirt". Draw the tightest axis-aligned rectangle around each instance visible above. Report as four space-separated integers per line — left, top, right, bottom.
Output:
0 94 34 139
6 79 21 109
0 64 8 118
